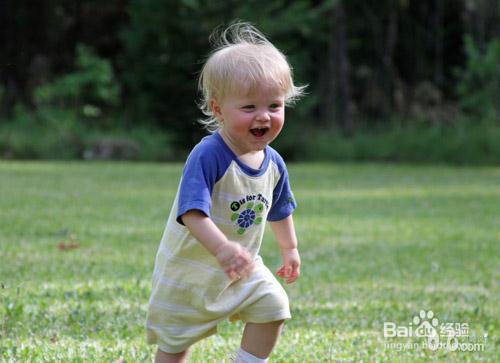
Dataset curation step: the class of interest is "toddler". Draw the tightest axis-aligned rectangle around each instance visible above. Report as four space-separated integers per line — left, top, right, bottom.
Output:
146 22 305 363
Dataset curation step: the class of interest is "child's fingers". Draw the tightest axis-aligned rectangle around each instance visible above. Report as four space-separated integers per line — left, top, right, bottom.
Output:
226 269 238 280
235 263 253 279
226 258 254 281
285 272 296 283
276 265 285 277
277 265 293 280
287 265 300 283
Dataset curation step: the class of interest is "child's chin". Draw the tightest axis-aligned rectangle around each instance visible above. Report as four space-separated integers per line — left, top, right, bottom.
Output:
253 144 267 151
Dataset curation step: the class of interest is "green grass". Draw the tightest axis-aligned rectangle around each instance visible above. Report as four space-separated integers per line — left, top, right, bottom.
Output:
0 161 498 362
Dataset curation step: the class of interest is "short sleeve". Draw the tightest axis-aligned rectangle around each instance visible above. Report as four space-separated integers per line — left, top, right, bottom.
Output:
267 163 297 222
176 144 219 225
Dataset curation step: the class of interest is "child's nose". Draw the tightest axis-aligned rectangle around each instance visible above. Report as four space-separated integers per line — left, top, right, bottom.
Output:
255 110 271 122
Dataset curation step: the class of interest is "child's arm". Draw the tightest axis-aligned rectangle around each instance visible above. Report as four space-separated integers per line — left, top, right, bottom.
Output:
181 210 254 280
269 215 301 284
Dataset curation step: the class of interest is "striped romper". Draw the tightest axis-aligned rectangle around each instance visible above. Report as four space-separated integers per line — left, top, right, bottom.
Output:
146 132 296 353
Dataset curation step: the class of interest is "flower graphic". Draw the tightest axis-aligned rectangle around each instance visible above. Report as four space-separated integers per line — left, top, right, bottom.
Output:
231 202 264 235
237 209 256 228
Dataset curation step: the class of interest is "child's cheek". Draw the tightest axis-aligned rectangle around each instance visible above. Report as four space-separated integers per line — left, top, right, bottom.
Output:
237 116 252 129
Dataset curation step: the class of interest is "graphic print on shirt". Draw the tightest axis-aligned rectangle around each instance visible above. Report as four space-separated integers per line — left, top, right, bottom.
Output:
230 193 270 235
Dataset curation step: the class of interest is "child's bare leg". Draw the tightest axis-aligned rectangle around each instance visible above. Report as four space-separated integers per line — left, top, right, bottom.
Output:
240 320 285 359
154 348 189 363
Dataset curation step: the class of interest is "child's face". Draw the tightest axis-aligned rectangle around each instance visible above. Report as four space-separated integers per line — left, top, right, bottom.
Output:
211 85 285 154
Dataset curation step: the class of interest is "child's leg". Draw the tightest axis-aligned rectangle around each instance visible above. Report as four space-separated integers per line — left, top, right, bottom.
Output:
240 320 285 359
154 348 189 363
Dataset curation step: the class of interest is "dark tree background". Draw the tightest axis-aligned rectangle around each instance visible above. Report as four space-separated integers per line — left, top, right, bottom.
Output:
1 0 499 162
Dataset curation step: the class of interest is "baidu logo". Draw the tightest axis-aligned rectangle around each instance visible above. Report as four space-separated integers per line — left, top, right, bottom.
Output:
384 310 440 350
383 309 487 352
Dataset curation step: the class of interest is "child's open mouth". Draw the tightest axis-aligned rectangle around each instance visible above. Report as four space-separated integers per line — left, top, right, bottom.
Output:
250 127 269 137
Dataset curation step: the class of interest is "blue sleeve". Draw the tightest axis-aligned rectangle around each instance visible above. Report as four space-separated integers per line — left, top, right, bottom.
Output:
176 140 222 225
267 155 297 222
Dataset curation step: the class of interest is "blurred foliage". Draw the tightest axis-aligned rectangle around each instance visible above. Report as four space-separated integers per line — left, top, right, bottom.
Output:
456 36 500 120
0 0 499 163
300 116 500 165
0 103 174 161
34 45 120 109
0 45 174 160
0 104 83 159
33 44 120 132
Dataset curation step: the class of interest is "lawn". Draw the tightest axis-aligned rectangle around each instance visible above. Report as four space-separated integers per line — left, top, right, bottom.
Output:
0 161 498 362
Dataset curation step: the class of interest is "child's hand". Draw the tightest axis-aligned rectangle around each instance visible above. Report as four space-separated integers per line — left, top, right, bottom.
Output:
214 241 254 281
276 247 301 284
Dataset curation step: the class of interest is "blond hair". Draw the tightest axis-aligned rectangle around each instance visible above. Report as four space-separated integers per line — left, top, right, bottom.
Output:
197 21 306 132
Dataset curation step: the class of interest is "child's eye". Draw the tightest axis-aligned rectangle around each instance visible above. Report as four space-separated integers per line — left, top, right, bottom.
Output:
270 103 282 109
242 105 255 110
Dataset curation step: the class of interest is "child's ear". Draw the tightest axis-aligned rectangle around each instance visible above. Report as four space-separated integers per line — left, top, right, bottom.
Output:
210 99 223 120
